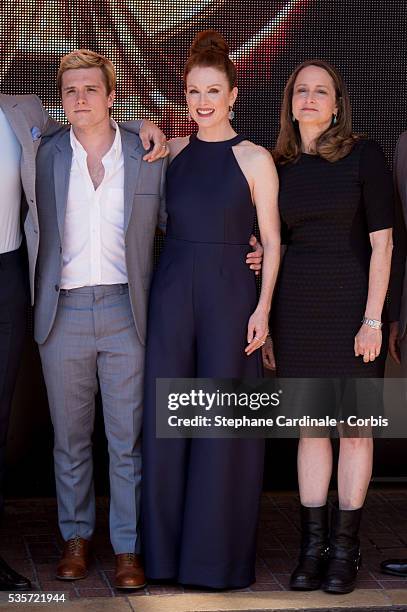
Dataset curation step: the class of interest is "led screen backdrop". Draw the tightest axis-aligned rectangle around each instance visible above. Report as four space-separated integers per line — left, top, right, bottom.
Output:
1 0 406 162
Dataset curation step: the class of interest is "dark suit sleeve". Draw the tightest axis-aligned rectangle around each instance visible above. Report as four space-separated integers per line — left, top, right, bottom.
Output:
158 157 168 234
118 120 142 135
388 136 407 322
359 139 394 233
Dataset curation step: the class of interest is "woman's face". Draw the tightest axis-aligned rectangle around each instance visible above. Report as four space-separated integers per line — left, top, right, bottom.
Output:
185 65 237 129
292 65 338 129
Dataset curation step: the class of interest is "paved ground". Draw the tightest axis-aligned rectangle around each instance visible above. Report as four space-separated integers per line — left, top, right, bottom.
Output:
1 488 407 610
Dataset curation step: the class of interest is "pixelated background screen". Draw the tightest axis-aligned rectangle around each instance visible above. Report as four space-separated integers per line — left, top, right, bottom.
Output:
2 1 406 491
1 0 406 161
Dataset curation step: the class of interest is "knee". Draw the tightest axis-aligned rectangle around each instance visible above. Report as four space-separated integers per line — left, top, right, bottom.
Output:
339 436 373 453
299 436 331 452
300 425 330 439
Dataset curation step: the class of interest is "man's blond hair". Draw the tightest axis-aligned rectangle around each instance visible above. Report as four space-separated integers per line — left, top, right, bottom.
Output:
57 49 116 95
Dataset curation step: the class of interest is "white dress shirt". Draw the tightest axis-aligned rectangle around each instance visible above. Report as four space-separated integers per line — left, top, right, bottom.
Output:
61 120 127 289
0 107 22 254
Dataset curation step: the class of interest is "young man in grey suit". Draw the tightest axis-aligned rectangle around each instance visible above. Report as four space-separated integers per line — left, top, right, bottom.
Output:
381 132 407 577
34 49 169 590
0 86 165 591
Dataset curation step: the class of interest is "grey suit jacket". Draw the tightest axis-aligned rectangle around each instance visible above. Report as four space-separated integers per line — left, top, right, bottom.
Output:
0 93 59 303
34 125 167 346
389 131 407 338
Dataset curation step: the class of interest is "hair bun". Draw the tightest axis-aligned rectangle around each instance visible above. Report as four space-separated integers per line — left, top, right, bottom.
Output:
190 30 229 57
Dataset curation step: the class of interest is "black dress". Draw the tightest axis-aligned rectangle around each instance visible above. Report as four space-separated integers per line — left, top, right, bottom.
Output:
142 134 264 589
272 139 393 378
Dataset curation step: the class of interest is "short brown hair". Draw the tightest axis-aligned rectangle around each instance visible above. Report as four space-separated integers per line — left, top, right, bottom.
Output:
273 59 359 165
57 49 116 96
183 30 237 90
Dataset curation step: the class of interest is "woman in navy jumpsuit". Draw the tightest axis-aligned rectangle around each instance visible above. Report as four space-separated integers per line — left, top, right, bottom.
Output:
142 30 280 589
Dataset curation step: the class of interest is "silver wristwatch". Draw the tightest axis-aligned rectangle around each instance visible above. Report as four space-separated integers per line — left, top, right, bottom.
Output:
361 317 382 330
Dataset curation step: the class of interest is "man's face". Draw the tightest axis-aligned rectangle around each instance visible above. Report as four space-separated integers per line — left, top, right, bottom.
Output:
61 67 115 129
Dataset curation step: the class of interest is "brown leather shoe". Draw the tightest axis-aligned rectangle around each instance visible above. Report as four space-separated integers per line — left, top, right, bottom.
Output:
56 537 90 580
115 553 146 589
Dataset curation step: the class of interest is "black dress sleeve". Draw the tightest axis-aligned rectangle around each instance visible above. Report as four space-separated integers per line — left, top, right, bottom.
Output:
359 139 394 233
388 135 407 322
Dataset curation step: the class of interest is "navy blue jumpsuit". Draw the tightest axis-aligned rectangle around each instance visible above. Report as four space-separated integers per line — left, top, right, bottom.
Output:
142 134 265 589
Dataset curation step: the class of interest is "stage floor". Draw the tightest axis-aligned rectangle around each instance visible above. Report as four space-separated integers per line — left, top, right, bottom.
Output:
1 489 407 611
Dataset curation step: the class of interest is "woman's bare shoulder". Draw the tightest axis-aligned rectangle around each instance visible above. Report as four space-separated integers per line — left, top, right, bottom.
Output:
168 136 191 161
235 139 271 156
235 140 275 167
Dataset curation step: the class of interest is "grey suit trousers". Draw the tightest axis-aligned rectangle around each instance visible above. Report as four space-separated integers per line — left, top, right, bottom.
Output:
39 284 144 554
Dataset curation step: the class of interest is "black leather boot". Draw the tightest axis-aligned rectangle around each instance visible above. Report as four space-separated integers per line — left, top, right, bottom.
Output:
289 504 329 590
322 506 362 594
0 555 31 591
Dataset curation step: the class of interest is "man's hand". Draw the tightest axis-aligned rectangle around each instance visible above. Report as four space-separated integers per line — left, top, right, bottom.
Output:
389 321 401 365
246 235 263 276
139 119 169 162
262 336 276 370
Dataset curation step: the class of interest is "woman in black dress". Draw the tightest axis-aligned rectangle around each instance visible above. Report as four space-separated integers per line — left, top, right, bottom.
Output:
264 60 393 594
